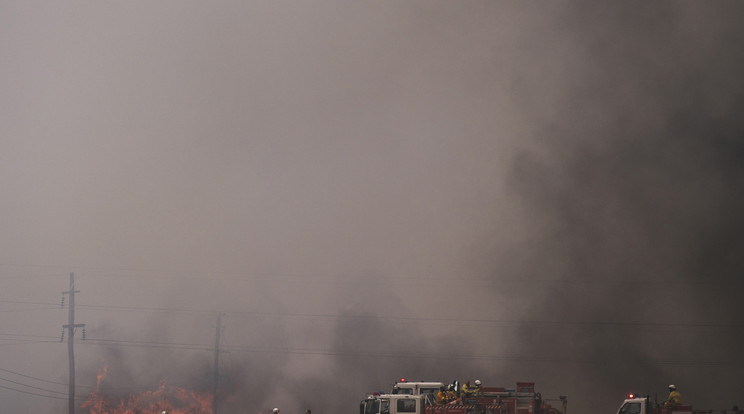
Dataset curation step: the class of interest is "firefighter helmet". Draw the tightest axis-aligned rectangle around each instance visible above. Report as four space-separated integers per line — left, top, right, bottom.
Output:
475 380 481 386
668 385 676 390
273 409 280 413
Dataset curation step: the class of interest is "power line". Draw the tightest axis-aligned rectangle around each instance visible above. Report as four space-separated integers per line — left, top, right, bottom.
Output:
0 333 59 340
80 337 212 352
0 375 68 396
0 340 59 347
0 307 59 313
1 262 739 287
1 297 741 329
0 333 61 346
0 299 60 306
196 344 744 366
0 370 92 402
0 365 192 395
62 336 744 367
0 383 75 400
0 367 88 388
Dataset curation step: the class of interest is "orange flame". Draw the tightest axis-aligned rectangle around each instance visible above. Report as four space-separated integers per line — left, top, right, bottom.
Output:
95 366 108 392
81 367 213 414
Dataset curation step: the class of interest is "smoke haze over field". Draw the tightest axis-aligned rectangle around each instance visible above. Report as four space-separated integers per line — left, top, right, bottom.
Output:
1 1 743 413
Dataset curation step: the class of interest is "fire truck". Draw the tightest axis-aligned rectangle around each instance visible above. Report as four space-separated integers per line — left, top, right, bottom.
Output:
616 394 742 414
361 381 566 414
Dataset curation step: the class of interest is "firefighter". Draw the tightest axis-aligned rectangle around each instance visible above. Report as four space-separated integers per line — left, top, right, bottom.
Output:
461 381 473 400
436 386 448 405
664 385 682 409
446 385 458 403
473 380 482 397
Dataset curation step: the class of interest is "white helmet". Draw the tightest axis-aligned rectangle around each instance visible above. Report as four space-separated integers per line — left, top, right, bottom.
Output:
273 409 280 414
668 384 676 390
474 380 481 386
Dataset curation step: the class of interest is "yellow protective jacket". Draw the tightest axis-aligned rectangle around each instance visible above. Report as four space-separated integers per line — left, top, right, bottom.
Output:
664 390 682 408
460 384 472 398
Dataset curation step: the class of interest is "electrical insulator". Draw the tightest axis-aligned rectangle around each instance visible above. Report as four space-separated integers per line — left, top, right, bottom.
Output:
60 296 65 308
60 328 65 342
82 328 86 340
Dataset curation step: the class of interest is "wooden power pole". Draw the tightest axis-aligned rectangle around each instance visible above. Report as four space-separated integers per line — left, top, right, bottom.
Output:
62 272 85 414
213 313 222 414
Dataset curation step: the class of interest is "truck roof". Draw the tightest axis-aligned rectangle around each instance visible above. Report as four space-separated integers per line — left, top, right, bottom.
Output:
393 382 445 388
392 382 444 396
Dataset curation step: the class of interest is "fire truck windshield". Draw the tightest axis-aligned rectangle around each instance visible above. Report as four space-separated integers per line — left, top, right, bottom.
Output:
619 402 642 414
365 399 390 414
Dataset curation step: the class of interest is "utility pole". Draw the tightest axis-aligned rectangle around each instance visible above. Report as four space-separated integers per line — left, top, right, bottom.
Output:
62 272 85 414
213 313 222 414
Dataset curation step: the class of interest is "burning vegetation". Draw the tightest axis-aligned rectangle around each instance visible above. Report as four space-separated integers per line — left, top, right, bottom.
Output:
81 366 213 414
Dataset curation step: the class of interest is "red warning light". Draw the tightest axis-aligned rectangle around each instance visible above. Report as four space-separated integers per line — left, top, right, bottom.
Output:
628 394 635 399
400 378 407 382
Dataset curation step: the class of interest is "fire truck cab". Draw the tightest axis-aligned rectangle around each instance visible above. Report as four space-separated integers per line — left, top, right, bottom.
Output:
362 394 426 414
618 396 667 414
616 395 741 414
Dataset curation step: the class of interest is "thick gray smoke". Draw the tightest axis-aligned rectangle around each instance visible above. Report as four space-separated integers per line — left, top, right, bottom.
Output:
498 3 744 411
1 1 743 414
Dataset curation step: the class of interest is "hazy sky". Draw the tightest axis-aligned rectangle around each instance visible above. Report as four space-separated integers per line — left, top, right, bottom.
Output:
2 2 743 414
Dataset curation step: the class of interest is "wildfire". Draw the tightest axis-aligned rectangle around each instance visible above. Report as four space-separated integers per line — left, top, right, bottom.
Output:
81 367 213 414
96 366 108 391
